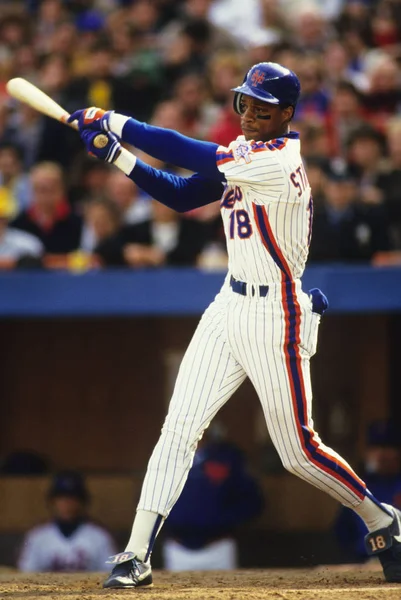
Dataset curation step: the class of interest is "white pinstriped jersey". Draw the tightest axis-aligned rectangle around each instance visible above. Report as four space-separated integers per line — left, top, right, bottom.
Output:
216 132 312 284
18 522 116 572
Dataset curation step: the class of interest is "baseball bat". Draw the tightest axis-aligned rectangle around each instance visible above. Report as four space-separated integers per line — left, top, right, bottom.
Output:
6 78 108 148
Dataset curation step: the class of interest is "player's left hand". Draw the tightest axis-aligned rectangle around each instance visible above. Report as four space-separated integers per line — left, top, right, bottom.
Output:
81 129 121 164
68 107 114 134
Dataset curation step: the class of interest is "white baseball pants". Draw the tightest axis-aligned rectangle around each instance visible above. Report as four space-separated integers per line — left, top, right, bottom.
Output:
137 278 366 517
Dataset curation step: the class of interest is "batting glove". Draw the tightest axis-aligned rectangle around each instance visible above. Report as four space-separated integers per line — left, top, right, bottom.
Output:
81 129 121 164
68 107 114 133
308 288 329 315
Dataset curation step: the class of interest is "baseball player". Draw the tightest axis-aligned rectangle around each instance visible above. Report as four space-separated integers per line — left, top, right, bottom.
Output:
18 471 116 572
69 62 401 588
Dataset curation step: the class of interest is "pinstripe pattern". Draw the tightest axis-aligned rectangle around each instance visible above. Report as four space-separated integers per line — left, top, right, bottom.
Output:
138 287 247 516
134 131 369 527
253 200 366 503
138 283 365 517
218 135 311 285
228 284 365 507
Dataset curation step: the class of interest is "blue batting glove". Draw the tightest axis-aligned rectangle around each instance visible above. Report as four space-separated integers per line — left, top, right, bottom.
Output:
81 129 121 164
67 107 114 133
308 288 329 316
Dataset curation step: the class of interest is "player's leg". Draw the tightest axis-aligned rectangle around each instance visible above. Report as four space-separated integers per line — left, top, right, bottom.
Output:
103 293 247 588
229 283 401 581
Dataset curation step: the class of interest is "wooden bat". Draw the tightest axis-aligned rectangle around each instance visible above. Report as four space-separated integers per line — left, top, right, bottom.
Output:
6 77 108 148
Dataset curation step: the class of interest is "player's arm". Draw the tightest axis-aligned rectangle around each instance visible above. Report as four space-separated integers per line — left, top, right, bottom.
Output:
79 129 224 212
68 108 224 182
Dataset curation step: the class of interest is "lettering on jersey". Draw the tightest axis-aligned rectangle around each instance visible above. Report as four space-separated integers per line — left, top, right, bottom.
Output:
251 70 265 86
220 185 243 209
290 163 309 197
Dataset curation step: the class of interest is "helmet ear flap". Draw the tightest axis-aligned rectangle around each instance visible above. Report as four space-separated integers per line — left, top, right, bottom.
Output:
233 92 243 116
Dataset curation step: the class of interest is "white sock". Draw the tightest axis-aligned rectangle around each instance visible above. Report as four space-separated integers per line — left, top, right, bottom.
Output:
125 510 163 561
352 496 394 532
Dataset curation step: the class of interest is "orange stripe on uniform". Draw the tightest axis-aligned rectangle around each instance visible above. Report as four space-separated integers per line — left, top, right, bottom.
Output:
281 278 366 500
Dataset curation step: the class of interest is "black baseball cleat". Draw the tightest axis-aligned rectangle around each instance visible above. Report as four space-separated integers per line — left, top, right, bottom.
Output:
364 505 401 583
103 552 153 589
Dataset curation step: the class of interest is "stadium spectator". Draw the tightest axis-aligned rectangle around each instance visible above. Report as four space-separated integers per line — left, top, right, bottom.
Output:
208 0 262 47
66 41 134 117
377 118 401 248
371 1 399 49
162 424 264 570
38 53 72 104
363 55 401 131
35 0 67 55
12 162 82 254
207 52 244 107
69 159 111 208
0 0 400 269
0 143 31 211
1 103 45 169
291 6 330 53
105 170 151 225
47 21 78 64
294 121 330 162
206 52 243 145
326 81 367 158
81 197 122 254
335 420 401 563
304 157 327 209
95 200 208 268
308 164 391 263
296 55 330 122
151 99 186 133
347 125 387 206
260 0 289 39
172 73 220 139
323 40 365 92
107 13 164 120
0 186 43 268
160 0 241 70
18 471 116 572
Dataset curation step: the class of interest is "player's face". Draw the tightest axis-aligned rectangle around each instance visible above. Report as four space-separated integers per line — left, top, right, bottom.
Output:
51 496 85 522
238 95 293 142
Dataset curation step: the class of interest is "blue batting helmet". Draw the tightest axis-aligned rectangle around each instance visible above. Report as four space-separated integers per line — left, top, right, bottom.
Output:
232 62 301 115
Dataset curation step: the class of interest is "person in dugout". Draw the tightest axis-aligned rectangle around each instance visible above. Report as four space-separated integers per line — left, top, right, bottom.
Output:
162 424 264 570
18 471 116 572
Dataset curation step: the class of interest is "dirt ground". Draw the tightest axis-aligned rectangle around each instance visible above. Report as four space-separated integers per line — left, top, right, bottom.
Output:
1 566 401 600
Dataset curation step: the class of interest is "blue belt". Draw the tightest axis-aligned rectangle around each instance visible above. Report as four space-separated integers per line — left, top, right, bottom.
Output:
230 276 269 297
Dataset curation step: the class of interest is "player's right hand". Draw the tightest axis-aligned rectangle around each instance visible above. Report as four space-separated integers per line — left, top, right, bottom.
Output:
80 129 121 164
67 107 113 134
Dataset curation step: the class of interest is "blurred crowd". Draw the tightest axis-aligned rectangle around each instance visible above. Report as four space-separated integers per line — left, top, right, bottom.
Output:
1 0 401 270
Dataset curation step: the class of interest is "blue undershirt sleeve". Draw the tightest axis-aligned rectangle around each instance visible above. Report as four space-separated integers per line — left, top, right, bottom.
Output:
127 159 225 212
122 119 224 182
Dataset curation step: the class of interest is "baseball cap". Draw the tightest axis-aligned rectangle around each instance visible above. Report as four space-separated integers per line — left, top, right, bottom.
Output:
48 471 89 502
0 187 17 219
